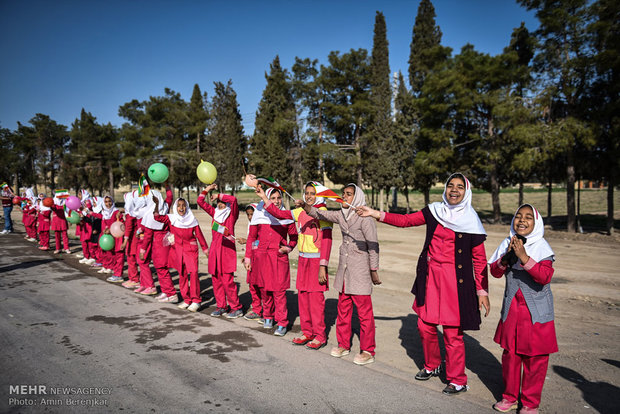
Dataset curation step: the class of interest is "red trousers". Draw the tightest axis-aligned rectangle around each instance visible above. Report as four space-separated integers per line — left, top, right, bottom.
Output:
502 349 549 408
212 272 241 310
299 291 326 343
138 229 176 295
89 242 101 263
54 230 69 250
336 292 376 355
262 289 288 328
110 250 125 277
26 224 37 239
179 270 201 304
417 318 467 385
80 241 91 259
101 250 112 268
249 283 263 315
126 253 139 282
39 231 50 249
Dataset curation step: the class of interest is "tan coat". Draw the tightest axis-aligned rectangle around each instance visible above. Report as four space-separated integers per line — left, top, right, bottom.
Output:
308 206 379 295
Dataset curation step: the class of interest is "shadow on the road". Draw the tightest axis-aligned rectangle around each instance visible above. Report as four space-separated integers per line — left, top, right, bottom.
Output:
0 258 60 274
553 365 620 414
374 313 503 399
324 298 338 339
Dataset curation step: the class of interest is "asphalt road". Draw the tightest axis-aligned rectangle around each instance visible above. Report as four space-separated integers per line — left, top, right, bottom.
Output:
0 231 492 414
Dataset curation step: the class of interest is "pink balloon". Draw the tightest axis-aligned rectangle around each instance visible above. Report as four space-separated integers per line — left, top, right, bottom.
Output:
110 221 125 238
244 174 258 188
65 195 81 211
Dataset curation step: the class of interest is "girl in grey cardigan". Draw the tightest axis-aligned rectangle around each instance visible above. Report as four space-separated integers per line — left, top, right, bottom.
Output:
298 183 380 365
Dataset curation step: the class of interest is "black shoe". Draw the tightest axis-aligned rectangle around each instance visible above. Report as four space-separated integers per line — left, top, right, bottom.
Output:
415 366 441 381
442 384 468 395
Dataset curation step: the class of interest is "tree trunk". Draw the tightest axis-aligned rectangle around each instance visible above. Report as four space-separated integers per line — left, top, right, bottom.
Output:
424 188 430 206
391 187 398 211
108 168 114 201
566 150 576 232
379 188 384 212
547 174 553 222
490 165 501 223
197 132 200 154
318 106 324 178
404 186 410 213
607 176 614 235
518 181 524 206
354 123 363 188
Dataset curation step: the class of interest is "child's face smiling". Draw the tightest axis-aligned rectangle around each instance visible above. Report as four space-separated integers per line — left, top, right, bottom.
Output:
269 191 282 208
304 186 316 205
514 206 535 236
445 177 465 205
177 200 187 216
104 197 113 208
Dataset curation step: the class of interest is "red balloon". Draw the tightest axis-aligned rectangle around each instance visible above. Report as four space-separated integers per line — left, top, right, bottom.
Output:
43 197 54 208
12 197 21 205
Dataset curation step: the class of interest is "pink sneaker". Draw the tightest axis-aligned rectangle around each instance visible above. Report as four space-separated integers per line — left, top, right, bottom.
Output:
158 295 179 303
155 292 167 300
493 399 518 412
140 287 158 296
519 407 538 414
122 280 140 289
133 286 146 294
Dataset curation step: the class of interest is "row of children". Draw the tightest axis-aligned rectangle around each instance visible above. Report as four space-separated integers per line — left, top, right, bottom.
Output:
13 174 555 413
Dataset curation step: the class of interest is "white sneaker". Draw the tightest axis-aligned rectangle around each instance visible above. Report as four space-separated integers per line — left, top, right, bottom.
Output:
75 253 84 259
85 258 96 265
105 268 113 274
97 268 107 274
187 303 200 312
178 302 190 310
78 258 87 264
0 230 8 235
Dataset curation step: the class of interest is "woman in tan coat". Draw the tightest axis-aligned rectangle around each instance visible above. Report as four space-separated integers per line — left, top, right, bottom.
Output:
298 183 380 365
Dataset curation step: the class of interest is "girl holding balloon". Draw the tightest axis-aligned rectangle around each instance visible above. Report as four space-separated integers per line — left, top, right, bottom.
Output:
197 183 243 318
121 191 142 289
50 196 70 254
37 195 52 251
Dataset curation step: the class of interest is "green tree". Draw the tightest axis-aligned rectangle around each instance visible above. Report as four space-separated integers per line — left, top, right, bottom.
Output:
248 56 297 190
28 114 69 191
408 0 444 94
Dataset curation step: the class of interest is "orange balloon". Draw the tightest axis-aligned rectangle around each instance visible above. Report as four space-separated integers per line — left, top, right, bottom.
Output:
43 197 54 208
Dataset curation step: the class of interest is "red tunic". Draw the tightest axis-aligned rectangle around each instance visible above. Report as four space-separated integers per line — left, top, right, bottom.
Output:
491 258 558 356
197 193 239 275
38 210 51 232
23 204 37 227
50 205 68 231
382 211 488 326
245 222 298 292
124 215 141 256
93 211 124 251
154 214 208 274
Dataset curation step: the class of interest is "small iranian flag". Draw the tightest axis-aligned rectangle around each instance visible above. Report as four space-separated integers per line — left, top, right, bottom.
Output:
212 221 235 240
54 189 70 199
138 174 150 197
0 182 8 190
310 182 344 203
256 177 286 193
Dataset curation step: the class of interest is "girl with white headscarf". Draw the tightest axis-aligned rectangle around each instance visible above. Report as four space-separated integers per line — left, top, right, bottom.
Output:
300 183 380 365
154 198 208 312
50 194 70 254
197 183 243 318
256 182 333 348
21 188 38 242
36 194 52 250
119 191 141 289
244 185 298 335
357 173 489 393
488 204 557 413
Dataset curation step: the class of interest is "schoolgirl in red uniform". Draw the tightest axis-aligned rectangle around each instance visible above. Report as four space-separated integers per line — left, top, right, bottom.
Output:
36 195 51 250
51 196 70 254
489 204 557 414
121 191 141 289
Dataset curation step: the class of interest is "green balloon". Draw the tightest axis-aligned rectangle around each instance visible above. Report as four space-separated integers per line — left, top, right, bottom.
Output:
99 234 115 251
67 210 81 224
148 162 169 183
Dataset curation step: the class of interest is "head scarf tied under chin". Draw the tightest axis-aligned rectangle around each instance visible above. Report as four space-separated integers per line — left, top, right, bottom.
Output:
101 195 118 220
168 198 198 229
303 181 326 207
141 189 169 230
250 188 294 226
341 183 366 220
428 173 486 235
213 197 231 224
489 204 554 267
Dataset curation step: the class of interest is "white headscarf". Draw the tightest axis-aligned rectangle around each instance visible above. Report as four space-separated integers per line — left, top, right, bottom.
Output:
92 196 105 214
341 183 366 220
304 181 325 206
213 195 231 224
80 189 91 202
37 194 50 212
489 203 555 267
25 188 36 204
141 189 169 230
53 195 65 207
123 192 135 217
168 198 198 229
250 189 294 226
131 191 149 219
428 173 486 235
101 195 118 220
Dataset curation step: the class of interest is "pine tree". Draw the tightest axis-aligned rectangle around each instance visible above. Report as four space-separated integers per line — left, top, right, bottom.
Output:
29 114 69 191
408 0 444 95
393 72 417 212
248 56 297 190
206 80 246 192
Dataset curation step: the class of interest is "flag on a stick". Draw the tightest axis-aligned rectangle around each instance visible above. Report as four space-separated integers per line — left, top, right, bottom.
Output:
138 175 150 197
212 221 235 240
54 189 70 199
0 182 9 190
310 182 345 204
256 176 286 193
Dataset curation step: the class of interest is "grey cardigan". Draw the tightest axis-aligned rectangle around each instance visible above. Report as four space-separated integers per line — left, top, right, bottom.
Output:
308 206 379 295
500 256 555 324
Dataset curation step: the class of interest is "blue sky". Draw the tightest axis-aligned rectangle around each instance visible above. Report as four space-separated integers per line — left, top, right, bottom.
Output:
0 0 538 134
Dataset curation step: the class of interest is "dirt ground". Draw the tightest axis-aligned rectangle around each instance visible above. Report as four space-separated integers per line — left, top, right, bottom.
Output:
6 203 619 413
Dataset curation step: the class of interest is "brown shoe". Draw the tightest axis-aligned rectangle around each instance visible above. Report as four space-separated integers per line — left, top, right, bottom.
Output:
353 351 375 365
330 346 350 358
